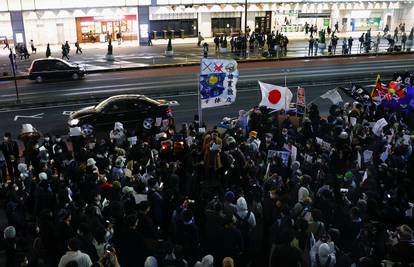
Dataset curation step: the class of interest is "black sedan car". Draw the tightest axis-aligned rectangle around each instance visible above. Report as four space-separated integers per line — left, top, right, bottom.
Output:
68 95 175 135
28 58 85 83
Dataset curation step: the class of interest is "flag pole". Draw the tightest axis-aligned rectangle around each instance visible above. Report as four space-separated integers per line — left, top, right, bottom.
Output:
197 73 203 127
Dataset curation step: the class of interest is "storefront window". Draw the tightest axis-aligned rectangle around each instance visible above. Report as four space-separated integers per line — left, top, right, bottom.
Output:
76 15 137 43
212 18 241 36
149 19 197 39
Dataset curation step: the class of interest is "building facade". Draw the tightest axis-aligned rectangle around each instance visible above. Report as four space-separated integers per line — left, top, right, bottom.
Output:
0 0 413 46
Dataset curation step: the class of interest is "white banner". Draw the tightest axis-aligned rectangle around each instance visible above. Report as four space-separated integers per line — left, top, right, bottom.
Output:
200 58 238 109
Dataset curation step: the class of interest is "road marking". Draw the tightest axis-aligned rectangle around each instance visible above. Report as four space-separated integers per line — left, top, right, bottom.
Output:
62 111 74 116
14 113 44 121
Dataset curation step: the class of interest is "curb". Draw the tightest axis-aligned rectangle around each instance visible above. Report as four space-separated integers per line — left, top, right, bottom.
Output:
1 51 413 81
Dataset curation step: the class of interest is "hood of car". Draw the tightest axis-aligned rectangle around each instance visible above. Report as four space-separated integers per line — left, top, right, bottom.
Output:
70 105 96 118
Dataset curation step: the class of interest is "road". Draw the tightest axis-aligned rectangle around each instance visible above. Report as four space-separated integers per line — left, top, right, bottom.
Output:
0 36 395 75
0 55 413 136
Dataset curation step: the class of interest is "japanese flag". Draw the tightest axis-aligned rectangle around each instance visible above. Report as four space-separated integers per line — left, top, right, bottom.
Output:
259 81 293 111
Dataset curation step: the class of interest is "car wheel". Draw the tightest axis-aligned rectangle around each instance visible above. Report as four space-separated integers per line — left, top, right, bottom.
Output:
143 118 154 130
80 124 94 136
35 76 43 83
72 73 80 80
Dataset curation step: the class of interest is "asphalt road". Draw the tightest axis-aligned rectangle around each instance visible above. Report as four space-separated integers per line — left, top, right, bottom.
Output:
0 55 413 136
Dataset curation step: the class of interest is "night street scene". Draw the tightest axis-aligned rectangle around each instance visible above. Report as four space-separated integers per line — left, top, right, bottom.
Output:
1 1 414 267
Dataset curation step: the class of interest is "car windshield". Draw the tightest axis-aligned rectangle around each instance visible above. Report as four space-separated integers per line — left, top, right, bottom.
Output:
95 98 112 111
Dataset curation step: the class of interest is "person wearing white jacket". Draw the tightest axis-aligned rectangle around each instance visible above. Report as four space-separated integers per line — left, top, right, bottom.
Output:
235 197 256 227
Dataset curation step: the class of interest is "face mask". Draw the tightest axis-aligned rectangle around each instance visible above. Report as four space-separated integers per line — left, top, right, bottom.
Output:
3 137 9 141
35 144 39 149
56 138 61 142
44 137 50 141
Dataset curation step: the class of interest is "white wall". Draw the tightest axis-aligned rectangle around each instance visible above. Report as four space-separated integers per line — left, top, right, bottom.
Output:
198 12 211 37
395 4 414 32
1 0 142 11
0 12 13 38
24 17 77 45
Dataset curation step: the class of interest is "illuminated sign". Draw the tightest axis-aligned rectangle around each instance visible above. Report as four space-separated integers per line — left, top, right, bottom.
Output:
93 15 126 21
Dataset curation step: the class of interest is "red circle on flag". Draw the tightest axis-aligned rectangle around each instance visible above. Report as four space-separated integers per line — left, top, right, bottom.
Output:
268 89 281 104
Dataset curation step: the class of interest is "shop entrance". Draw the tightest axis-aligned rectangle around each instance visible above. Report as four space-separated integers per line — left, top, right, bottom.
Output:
255 12 272 34
76 15 137 43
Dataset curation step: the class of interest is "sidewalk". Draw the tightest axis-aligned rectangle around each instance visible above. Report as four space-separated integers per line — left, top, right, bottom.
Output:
0 30 404 77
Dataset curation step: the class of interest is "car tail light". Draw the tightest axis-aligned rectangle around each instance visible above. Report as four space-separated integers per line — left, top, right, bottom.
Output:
28 67 32 74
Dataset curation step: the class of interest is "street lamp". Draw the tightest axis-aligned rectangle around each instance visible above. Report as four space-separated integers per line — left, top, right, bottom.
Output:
244 0 248 35
282 69 290 87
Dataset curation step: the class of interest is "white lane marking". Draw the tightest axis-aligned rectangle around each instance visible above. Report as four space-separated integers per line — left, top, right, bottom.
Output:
14 113 44 121
62 111 74 116
2 61 407 99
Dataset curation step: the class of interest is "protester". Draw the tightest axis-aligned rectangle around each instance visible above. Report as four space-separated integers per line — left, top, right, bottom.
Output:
1 74 414 267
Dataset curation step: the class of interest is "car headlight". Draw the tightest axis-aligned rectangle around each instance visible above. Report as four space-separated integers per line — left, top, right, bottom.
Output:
69 119 79 126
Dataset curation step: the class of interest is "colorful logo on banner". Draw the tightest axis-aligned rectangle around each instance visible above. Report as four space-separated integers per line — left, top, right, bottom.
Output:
371 74 414 110
200 58 239 109
296 87 306 114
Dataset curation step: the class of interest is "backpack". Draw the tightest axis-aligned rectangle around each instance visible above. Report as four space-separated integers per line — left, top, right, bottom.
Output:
235 211 253 237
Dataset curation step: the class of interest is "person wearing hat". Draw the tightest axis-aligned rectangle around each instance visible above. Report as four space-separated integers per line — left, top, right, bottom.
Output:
86 158 97 169
223 191 237 217
33 171 55 215
247 131 260 158
3 225 18 267
260 132 275 155
110 122 126 147
310 242 336 267
1 132 19 179
111 156 126 182
53 135 68 156
203 130 223 183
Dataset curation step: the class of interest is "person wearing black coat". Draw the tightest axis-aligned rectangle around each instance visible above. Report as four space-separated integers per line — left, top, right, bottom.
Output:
2 132 19 179
77 223 99 263
216 218 244 266
174 209 200 267
116 214 147 267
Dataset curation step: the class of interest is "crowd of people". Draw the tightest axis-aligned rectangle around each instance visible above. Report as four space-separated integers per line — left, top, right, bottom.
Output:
1 90 414 267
